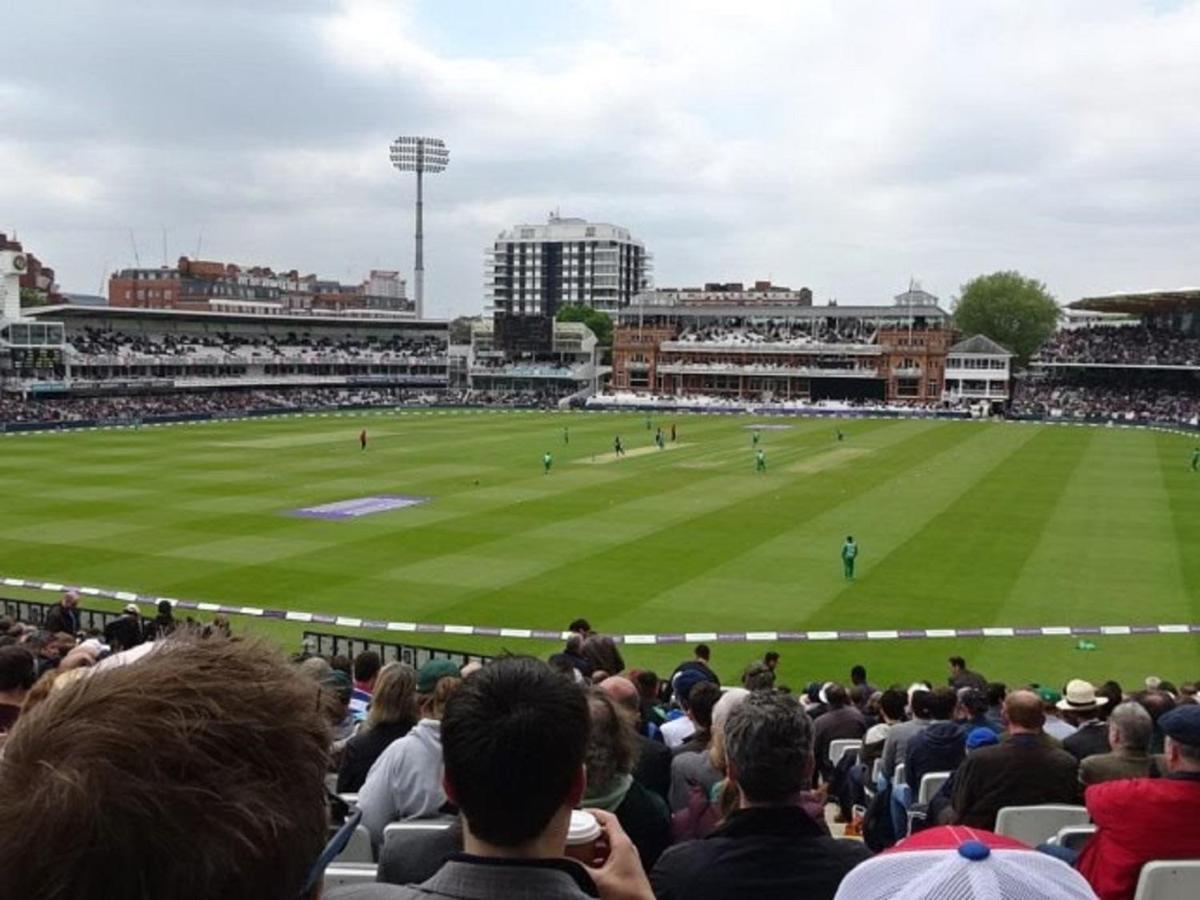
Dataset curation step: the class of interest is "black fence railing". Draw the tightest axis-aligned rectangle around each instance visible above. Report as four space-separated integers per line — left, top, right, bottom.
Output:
1 597 493 668
1 597 122 634
302 631 494 670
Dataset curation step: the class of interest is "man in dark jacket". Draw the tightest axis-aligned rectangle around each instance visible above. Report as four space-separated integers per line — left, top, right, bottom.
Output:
904 687 965 792
651 691 869 900
600 675 672 804
144 600 178 641
42 591 80 636
951 690 1080 830
947 656 987 692
103 604 145 652
811 682 866 784
1059 679 1111 761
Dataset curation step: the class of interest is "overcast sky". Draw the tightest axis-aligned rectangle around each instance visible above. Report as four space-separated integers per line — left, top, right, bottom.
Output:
4 0 1199 317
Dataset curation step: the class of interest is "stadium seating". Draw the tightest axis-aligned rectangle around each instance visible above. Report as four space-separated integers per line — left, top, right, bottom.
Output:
917 771 951 805
1132 860 1200 900
1052 824 1098 852
676 321 878 348
323 863 378 889
828 738 862 767
993 804 1090 847
1035 326 1200 367
333 824 375 864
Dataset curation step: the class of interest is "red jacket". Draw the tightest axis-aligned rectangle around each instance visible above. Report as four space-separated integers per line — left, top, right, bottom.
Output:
1076 774 1200 900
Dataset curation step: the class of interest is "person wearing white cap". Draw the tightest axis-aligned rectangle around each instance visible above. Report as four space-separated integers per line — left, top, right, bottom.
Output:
1058 680 1111 762
832 825 1098 899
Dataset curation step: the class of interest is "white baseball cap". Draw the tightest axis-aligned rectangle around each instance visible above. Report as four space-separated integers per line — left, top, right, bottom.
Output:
833 826 1098 900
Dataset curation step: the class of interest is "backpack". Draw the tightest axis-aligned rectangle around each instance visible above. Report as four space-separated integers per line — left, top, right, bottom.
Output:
862 781 897 852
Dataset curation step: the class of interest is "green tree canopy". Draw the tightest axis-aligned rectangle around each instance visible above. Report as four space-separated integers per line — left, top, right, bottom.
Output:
556 304 613 346
448 315 478 345
19 287 50 308
953 271 1059 366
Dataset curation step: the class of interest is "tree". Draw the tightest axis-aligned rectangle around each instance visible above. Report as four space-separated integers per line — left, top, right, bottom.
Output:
19 287 50 308
953 271 1059 366
556 304 613 346
448 315 478 345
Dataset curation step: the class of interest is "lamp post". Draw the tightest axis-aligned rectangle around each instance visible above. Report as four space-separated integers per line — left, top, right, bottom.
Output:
389 136 449 318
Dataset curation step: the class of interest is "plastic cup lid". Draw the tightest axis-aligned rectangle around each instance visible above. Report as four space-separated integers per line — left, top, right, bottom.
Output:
567 810 601 845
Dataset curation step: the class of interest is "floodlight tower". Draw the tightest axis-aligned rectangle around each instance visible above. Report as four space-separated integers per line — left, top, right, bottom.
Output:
389 136 449 318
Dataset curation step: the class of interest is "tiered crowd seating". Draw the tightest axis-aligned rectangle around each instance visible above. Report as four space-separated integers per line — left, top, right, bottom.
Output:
4 602 1198 899
1035 326 1200 367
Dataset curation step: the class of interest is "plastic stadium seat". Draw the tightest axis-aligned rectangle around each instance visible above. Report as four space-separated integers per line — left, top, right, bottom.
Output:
339 793 359 809
828 739 863 767
1133 860 1200 900
893 763 906 787
333 825 374 864
1053 824 1097 852
382 819 455 847
917 771 952 805
323 863 378 889
993 805 1089 847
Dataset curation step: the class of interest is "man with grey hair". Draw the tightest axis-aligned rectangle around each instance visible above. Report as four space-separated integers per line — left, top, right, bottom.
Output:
1075 705 1200 898
1079 701 1154 785
650 691 869 900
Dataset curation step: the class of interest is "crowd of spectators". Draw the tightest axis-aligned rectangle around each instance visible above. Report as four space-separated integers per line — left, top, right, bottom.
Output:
1011 378 1200 425
1035 325 1200 367
588 392 952 415
0 386 577 425
0 387 425 424
677 320 878 348
68 327 447 362
3 603 1200 900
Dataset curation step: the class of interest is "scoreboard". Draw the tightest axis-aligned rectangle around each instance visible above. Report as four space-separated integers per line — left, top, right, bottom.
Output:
6 346 65 371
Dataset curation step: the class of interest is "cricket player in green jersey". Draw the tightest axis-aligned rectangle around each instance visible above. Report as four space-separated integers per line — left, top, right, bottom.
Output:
752 429 760 447
543 451 553 474
842 536 858 580
1193 447 1199 471
755 448 766 473
563 426 569 445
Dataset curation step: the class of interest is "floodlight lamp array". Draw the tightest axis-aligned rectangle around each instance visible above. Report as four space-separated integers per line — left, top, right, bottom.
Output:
389 136 450 173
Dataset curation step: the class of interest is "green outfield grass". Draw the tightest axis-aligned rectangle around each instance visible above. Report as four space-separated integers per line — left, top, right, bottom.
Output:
2 409 1198 690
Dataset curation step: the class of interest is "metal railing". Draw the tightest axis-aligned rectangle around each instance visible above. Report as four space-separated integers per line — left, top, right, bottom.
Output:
301 631 494 670
1 597 124 633
1 598 492 669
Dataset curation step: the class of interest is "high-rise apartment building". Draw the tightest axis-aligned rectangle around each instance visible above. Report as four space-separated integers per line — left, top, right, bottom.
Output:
485 214 650 318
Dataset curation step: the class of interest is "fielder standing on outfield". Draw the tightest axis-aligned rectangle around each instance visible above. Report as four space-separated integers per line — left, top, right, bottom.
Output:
842 536 858 580
755 448 766 473
360 428 368 450
614 435 625 457
563 426 569 445
543 451 553 474
752 428 760 447
1193 447 1199 471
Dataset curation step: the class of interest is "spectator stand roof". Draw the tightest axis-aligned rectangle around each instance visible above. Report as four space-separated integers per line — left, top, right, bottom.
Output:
1071 288 1200 316
949 334 1014 356
25 304 448 332
618 302 954 322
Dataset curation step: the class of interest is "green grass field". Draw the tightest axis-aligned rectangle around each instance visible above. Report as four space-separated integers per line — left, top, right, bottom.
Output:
2 409 1198 690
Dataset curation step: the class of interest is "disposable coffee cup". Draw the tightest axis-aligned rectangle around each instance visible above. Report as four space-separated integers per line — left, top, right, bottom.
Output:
564 810 603 865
